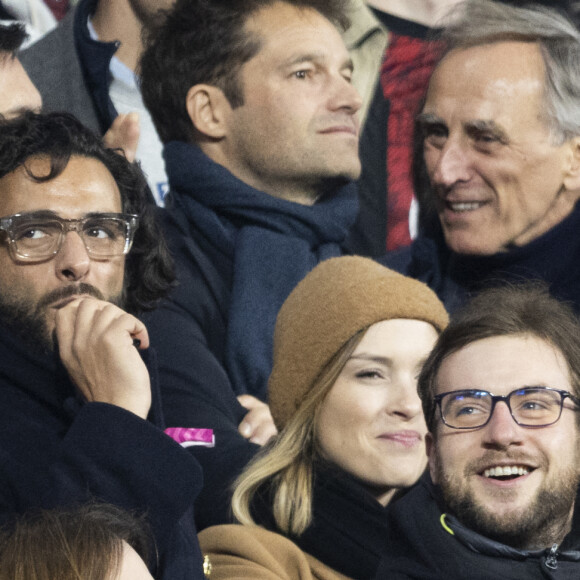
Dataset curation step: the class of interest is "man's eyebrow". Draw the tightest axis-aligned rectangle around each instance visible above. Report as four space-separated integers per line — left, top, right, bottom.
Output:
416 114 509 143
417 112 440 123
465 119 509 143
283 52 322 67
416 112 445 128
14 210 60 219
12 211 114 220
282 52 354 72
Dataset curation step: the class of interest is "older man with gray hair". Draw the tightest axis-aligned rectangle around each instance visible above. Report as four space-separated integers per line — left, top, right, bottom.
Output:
384 0 580 314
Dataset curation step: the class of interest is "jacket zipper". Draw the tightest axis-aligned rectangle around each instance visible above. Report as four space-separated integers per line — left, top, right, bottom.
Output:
545 543 560 570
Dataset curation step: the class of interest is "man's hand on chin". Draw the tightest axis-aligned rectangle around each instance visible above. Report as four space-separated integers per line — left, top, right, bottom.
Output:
55 297 152 420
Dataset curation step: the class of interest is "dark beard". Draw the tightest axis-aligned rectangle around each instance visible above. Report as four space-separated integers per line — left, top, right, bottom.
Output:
0 283 122 355
436 458 579 550
0 296 53 355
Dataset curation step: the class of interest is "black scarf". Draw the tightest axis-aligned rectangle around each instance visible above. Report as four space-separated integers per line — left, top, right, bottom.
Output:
164 141 359 398
251 466 392 579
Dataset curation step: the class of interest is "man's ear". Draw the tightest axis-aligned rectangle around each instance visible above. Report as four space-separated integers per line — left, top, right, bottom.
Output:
426 432 439 484
563 137 580 192
186 84 232 139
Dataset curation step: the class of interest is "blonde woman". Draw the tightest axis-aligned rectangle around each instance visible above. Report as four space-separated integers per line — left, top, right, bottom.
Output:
199 256 448 579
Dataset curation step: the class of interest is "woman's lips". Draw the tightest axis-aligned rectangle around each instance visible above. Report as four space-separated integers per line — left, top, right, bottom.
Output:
378 430 422 448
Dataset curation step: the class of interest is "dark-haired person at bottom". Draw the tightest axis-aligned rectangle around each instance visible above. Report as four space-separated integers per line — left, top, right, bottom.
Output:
0 111 204 580
376 285 580 579
0 503 153 580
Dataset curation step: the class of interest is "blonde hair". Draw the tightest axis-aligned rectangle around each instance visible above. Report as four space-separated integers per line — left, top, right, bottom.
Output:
231 331 364 536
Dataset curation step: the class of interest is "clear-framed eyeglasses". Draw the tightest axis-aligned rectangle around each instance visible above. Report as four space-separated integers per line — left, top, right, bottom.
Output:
434 386 580 430
0 212 139 262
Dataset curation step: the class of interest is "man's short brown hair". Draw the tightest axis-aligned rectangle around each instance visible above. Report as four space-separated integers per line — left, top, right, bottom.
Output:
139 0 351 144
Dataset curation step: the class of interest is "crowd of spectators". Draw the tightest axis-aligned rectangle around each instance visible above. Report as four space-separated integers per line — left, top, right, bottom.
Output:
2 1 580 578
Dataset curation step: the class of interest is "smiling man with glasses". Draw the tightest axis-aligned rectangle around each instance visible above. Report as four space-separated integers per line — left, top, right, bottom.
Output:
0 111 206 579
375 284 580 579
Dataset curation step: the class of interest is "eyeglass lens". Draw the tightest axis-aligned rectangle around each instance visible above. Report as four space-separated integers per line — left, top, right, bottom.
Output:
440 387 564 428
12 217 129 259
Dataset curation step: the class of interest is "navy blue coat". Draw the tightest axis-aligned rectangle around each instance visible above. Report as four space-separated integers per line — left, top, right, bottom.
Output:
0 324 204 579
382 203 580 315
376 476 580 579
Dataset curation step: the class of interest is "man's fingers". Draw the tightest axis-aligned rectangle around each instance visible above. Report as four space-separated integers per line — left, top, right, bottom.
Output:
103 112 140 162
54 297 151 419
56 298 149 349
237 394 264 410
238 420 252 438
130 323 149 349
237 399 278 446
249 421 278 446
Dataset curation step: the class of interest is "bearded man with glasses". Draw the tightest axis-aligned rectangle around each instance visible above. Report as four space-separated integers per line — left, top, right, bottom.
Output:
0 111 206 579
375 284 580 580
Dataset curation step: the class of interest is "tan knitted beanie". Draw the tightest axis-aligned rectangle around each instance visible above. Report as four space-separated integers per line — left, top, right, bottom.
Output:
268 256 449 430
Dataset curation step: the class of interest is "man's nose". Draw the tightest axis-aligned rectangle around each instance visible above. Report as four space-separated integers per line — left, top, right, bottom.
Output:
429 141 472 188
328 75 363 115
481 401 524 448
54 231 91 282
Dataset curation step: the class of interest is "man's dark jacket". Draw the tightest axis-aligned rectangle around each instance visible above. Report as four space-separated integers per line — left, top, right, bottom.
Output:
20 0 117 135
0 322 204 579
382 203 580 314
143 141 358 530
375 476 580 579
